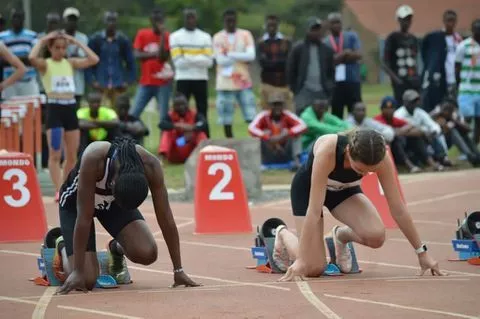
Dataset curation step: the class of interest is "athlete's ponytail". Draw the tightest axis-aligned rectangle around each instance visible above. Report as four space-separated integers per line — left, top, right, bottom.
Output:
112 137 149 210
347 128 386 166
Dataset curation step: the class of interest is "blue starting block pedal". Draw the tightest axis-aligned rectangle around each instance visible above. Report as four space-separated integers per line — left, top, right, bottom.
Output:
36 247 122 288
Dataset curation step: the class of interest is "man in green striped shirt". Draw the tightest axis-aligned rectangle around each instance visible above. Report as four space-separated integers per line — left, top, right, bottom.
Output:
455 19 480 144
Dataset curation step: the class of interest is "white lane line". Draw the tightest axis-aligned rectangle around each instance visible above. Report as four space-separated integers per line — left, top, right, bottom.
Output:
413 220 454 227
156 238 250 251
324 294 478 319
385 278 470 282
388 238 451 246
128 265 289 291
296 281 342 319
57 305 144 319
0 295 41 306
358 260 480 277
31 287 56 319
407 190 480 208
0 250 38 257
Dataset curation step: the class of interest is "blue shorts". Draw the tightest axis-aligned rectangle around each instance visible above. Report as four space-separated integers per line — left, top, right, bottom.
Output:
215 89 257 125
458 94 480 118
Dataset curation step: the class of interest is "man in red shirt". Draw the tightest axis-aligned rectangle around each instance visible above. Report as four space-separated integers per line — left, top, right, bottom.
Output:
129 8 174 122
374 96 440 172
158 93 208 164
248 92 307 170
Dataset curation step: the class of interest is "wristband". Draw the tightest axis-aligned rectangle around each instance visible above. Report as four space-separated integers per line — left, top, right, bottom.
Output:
415 244 427 254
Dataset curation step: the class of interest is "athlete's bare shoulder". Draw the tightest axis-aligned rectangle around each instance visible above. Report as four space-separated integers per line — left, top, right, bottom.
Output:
312 134 338 157
79 141 111 179
134 144 164 179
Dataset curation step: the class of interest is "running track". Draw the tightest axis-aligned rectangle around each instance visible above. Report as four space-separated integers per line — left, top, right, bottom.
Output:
0 170 479 319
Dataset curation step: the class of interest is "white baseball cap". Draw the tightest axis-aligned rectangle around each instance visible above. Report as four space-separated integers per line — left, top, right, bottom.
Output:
396 5 414 19
63 7 80 19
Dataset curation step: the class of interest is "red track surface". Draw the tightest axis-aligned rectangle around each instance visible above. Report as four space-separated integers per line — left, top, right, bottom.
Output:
1 170 480 319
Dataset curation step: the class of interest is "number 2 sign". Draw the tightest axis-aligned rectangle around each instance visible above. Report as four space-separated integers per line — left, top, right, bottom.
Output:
194 146 252 234
0 153 47 243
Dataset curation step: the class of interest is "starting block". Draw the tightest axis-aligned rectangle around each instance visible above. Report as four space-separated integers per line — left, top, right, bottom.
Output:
35 247 120 288
450 212 480 265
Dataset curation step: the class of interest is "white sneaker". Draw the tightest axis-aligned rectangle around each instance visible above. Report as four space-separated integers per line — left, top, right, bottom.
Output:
332 226 352 273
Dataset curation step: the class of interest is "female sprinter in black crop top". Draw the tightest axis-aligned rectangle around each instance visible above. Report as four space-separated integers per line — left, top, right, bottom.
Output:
280 129 445 281
55 137 200 294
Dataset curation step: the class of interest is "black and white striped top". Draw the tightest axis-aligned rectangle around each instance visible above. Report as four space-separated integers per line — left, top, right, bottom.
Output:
59 145 118 211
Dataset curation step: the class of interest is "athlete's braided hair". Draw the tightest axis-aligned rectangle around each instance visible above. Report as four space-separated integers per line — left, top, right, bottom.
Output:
347 128 386 166
112 137 149 210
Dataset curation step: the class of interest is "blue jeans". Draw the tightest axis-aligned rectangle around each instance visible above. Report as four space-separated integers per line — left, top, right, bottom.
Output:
216 89 257 125
130 83 172 120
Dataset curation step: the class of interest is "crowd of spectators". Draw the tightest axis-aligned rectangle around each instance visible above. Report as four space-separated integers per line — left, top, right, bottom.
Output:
0 5 479 180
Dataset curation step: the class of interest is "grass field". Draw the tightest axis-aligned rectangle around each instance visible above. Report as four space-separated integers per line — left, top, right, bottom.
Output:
138 84 462 189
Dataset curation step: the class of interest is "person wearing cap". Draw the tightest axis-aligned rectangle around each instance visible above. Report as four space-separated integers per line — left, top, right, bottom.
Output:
300 99 350 151
257 14 293 112
213 8 257 138
86 11 136 108
395 89 451 170
248 92 307 170
420 10 463 113
62 7 88 107
324 12 362 119
170 8 213 137
0 8 39 99
455 19 480 145
129 8 173 122
158 92 207 164
286 17 335 115
382 5 420 106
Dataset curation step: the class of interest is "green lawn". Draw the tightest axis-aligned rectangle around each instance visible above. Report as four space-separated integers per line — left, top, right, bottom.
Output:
140 83 443 189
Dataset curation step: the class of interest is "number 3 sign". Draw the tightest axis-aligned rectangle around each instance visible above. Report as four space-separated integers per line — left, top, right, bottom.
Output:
194 146 252 234
0 152 47 243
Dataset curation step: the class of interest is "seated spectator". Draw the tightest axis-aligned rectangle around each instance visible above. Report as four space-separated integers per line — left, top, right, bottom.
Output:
115 94 149 145
374 96 443 172
248 92 307 170
395 90 452 168
430 99 480 166
300 99 350 151
158 93 208 164
346 102 395 142
77 91 119 153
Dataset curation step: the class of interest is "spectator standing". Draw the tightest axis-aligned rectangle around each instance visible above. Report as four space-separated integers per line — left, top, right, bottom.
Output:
158 93 208 164
77 91 119 154
257 14 292 111
430 99 480 166
129 8 173 122
29 32 99 200
0 13 5 87
0 8 39 99
63 7 88 107
0 41 27 93
421 10 463 112
382 5 420 106
300 99 350 150
170 8 213 137
115 94 149 145
324 13 362 119
86 11 136 108
286 17 335 115
248 92 307 170
455 19 480 145
213 8 257 138
394 90 450 169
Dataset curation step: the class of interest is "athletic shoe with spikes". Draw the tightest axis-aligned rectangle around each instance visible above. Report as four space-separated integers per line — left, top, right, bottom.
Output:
53 236 67 282
107 240 132 284
332 226 353 273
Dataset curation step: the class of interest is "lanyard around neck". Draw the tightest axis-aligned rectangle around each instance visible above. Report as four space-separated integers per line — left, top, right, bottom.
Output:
329 32 344 53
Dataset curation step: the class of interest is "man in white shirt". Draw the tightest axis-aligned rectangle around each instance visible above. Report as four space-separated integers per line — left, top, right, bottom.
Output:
395 90 452 168
170 9 213 137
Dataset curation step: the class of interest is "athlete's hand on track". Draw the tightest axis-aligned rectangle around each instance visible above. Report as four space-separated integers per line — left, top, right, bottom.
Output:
55 270 88 295
417 253 447 276
278 260 307 282
171 271 202 288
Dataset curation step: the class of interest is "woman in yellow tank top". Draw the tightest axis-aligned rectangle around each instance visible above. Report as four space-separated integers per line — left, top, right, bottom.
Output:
29 31 99 201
